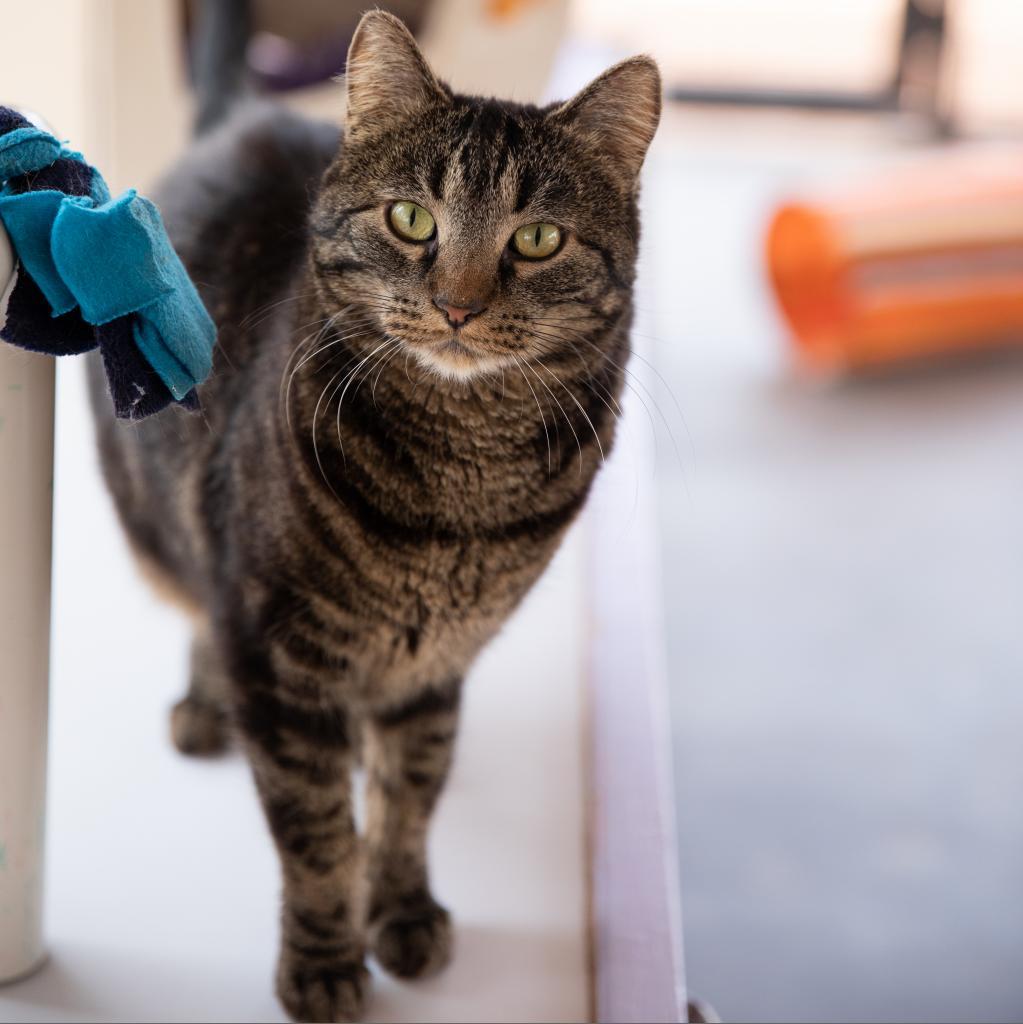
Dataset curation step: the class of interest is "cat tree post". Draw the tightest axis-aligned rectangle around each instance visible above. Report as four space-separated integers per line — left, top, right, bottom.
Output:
0 0 185 984
0 216 54 983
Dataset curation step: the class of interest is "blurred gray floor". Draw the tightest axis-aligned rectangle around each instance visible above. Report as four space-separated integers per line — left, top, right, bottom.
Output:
641 110 1023 1023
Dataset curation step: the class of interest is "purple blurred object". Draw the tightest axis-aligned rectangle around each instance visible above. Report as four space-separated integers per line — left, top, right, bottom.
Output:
247 30 354 92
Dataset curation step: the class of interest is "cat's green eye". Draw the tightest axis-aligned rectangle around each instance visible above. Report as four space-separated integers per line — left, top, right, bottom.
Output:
389 201 436 242
512 222 561 259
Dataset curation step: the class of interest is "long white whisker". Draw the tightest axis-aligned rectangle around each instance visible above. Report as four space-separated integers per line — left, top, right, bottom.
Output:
241 288 319 330
535 359 605 467
279 316 339 429
333 338 400 464
524 327 623 419
283 314 382 434
311 364 348 505
371 341 405 404
522 357 583 475
535 319 686 472
511 355 553 475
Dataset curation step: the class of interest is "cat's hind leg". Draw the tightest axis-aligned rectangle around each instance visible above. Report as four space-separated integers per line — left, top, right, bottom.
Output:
171 626 230 756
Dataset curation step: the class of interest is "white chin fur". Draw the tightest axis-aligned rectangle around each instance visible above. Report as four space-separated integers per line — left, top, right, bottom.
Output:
410 345 505 383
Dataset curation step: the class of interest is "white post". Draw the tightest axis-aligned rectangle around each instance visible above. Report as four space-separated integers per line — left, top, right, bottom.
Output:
0 0 121 986
0 221 54 983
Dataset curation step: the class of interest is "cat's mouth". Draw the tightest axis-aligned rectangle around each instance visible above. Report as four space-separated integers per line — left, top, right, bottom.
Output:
436 338 475 359
421 336 488 378
401 329 507 381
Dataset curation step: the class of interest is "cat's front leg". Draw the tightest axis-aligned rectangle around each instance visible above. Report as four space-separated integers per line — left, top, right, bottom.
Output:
363 678 462 979
236 673 368 1023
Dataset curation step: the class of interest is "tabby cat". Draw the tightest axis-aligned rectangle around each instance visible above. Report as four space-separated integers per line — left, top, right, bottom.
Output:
89 11 660 1022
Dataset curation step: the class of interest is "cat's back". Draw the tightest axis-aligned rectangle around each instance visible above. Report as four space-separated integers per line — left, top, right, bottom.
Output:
157 102 339 374
88 103 339 598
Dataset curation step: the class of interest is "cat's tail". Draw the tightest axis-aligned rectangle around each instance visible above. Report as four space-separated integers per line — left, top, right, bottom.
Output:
191 0 252 136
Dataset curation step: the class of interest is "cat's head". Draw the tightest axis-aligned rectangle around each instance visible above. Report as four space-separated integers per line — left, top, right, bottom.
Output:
311 11 660 381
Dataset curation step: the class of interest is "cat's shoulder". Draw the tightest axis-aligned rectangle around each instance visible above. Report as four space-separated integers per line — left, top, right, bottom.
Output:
154 101 341 250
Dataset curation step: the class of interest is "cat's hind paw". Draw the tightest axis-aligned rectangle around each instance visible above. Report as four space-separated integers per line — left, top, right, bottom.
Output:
370 897 452 980
170 695 228 756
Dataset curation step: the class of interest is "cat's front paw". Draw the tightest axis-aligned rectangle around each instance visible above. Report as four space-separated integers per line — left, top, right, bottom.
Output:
276 950 369 1023
369 896 452 979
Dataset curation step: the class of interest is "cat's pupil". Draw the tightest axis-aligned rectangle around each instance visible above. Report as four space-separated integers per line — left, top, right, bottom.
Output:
409 207 417 228
533 225 541 248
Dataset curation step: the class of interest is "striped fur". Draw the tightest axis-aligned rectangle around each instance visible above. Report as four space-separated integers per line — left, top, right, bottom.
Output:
89 13 659 1022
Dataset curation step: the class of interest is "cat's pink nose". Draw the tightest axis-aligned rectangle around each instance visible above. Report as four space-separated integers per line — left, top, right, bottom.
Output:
433 296 485 328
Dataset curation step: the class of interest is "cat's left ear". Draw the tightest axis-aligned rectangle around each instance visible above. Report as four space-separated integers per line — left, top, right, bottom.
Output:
344 11 448 134
549 57 662 191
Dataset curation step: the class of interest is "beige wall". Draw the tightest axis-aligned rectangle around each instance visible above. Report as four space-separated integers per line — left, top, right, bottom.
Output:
0 0 189 192
421 0 568 103
0 0 569 193
0 0 102 155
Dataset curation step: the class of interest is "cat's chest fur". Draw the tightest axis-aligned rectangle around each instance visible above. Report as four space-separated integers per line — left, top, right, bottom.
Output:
263 374 581 691
192 280 605 701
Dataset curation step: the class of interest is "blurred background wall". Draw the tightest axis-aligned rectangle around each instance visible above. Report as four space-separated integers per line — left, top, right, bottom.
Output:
3 2 1023 1022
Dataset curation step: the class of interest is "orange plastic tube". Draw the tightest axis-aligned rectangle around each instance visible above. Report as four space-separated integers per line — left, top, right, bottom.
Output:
766 148 1023 370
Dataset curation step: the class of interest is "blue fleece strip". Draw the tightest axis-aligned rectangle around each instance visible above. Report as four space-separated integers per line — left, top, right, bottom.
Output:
0 126 62 179
51 191 174 323
0 129 215 398
0 191 76 314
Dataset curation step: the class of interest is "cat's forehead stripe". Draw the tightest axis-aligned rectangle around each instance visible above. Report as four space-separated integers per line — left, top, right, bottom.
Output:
438 101 536 211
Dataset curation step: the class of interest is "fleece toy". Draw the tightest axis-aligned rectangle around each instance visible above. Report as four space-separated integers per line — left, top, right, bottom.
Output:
0 107 214 418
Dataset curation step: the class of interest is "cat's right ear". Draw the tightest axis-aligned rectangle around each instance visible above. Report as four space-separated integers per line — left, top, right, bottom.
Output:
344 11 448 134
548 56 662 192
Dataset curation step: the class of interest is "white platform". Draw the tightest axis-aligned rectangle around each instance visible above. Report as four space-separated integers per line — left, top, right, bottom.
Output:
0 359 589 1023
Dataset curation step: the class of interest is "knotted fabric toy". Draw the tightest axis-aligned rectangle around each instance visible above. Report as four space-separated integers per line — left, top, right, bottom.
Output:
0 107 215 418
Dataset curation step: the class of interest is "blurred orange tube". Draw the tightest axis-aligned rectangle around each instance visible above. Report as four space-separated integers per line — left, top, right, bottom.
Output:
765 148 1023 370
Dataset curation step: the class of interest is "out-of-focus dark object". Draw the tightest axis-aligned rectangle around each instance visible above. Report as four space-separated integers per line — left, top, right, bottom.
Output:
247 31 353 93
670 0 949 135
686 997 721 1023
192 0 252 133
186 0 431 122
766 147 1023 371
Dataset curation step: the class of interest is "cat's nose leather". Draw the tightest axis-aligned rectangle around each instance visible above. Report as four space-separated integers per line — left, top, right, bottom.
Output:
433 296 485 327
